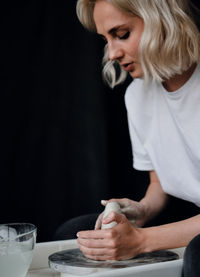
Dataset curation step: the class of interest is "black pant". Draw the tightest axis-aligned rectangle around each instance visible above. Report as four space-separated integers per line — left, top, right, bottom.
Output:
54 214 200 277
53 213 99 241
183 234 200 277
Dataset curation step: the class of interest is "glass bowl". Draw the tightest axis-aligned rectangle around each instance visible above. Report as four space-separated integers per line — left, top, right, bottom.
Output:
0 223 37 277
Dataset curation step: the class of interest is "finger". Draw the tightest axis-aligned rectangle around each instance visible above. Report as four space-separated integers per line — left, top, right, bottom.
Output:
102 198 124 207
103 211 126 225
106 198 129 209
79 245 115 260
94 213 103 230
106 198 121 204
101 200 108 206
78 237 113 248
84 254 113 261
77 229 111 239
103 212 136 228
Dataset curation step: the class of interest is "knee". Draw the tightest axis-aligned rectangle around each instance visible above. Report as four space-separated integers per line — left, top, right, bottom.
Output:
53 213 99 241
183 234 200 277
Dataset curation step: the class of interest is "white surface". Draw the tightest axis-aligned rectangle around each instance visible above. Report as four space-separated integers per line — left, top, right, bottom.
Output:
26 240 185 277
27 240 78 277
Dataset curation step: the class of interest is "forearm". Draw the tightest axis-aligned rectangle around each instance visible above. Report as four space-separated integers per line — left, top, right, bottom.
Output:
139 179 168 224
141 214 200 253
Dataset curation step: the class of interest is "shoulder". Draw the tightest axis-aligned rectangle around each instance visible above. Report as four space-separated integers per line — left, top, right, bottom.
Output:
124 78 157 112
125 78 144 99
125 78 145 108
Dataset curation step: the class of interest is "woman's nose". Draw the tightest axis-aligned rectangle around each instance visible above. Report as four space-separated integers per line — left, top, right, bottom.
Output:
108 42 123 61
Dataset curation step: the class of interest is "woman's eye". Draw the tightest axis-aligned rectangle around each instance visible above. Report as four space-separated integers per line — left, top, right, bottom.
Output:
119 32 130 40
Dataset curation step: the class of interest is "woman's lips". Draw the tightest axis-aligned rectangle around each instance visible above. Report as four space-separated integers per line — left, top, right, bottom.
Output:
122 62 134 72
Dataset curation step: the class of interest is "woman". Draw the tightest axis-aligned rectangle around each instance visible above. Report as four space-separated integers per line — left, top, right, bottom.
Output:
66 0 200 275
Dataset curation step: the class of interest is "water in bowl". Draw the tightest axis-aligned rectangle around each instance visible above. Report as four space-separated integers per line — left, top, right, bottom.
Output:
0 241 34 277
0 223 36 277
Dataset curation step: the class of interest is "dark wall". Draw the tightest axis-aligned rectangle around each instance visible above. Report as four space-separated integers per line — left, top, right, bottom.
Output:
0 0 149 242
1 0 199 242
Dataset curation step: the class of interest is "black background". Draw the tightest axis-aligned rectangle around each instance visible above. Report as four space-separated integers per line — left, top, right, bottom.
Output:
1 0 199 242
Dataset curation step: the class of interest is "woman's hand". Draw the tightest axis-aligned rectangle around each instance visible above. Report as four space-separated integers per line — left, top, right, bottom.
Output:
95 198 147 230
77 212 145 261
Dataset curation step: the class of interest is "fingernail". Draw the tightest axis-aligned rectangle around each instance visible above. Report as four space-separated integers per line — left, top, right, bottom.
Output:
76 233 79 238
101 200 107 205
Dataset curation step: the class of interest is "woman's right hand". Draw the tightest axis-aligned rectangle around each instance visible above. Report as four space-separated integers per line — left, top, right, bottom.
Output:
95 198 147 230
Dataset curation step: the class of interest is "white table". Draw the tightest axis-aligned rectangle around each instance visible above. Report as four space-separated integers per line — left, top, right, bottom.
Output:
27 240 185 277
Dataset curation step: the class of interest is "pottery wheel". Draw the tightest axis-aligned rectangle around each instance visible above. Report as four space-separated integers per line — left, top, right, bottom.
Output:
49 248 179 273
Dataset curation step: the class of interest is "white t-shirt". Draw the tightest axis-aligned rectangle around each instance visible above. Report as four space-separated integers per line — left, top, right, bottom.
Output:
125 62 200 207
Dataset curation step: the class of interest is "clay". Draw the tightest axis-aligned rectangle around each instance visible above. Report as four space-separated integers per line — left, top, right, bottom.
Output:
101 202 121 229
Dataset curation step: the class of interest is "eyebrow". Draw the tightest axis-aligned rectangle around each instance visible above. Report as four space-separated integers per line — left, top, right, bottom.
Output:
109 25 122 35
98 24 128 37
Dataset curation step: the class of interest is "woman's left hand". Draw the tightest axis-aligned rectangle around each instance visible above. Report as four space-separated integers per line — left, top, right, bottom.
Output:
77 212 145 261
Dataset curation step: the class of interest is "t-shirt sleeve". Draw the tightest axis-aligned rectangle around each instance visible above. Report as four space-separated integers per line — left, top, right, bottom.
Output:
127 112 154 171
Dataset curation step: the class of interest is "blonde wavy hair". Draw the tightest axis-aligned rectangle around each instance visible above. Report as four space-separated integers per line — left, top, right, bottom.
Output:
76 0 200 87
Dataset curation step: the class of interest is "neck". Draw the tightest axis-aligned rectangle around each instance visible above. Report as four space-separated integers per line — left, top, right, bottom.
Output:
162 63 197 92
